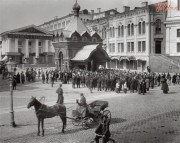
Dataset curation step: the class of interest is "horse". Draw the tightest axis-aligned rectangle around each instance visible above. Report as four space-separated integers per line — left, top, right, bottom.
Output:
27 96 67 136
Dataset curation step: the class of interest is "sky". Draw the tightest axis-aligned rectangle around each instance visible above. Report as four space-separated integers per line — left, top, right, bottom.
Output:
0 0 165 33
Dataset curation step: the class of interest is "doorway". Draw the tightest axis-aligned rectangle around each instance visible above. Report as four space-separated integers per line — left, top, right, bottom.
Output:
155 41 161 54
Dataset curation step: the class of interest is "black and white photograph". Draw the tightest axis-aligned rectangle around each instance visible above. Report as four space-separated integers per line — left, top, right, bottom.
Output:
0 0 180 142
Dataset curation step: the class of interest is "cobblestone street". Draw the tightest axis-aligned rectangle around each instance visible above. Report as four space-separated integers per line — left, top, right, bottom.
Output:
0 80 180 143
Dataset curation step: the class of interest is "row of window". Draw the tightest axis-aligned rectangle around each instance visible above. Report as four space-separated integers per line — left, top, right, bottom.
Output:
102 21 146 39
109 41 146 53
102 19 164 39
18 41 42 47
46 20 70 31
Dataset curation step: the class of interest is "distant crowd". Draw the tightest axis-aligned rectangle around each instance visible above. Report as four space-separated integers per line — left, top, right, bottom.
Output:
1 65 179 94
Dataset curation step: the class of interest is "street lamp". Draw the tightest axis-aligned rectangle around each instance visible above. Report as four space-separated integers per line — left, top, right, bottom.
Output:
6 58 17 127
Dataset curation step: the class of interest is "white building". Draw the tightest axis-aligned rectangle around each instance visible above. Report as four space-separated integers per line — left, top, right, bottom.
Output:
165 0 180 57
0 25 54 65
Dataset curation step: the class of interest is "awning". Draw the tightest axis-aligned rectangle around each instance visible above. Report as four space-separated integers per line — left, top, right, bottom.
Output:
136 58 146 61
111 56 119 60
71 44 110 62
0 56 8 62
129 56 136 60
119 56 129 61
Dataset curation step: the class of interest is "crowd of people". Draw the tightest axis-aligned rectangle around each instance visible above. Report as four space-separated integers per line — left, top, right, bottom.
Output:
1 65 180 93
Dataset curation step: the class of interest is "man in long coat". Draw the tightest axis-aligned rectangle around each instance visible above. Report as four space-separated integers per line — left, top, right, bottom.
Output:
56 83 64 104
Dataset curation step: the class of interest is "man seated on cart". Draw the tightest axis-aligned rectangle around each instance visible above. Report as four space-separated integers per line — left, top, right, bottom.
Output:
76 93 88 117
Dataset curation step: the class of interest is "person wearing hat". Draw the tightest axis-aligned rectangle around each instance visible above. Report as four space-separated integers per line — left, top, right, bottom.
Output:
56 83 64 104
76 93 87 117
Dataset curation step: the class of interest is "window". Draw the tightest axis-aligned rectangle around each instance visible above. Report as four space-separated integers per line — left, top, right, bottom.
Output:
54 24 57 29
138 41 141 52
51 25 53 30
177 29 180 37
121 43 124 53
177 43 180 52
118 43 121 52
92 37 97 43
109 27 112 37
112 43 115 52
18 41 22 46
142 21 146 34
142 41 146 52
62 22 65 28
128 24 131 36
82 37 88 42
118 26 121 37
58 23 61 28
28 41 31 46
66 20 70 26
131 42 134 52
121 25 124 37
112 27 115 37
138 22 141 35
131 24 134 35
102 28 106 39
155 19 161 34
38 42 42 46
72 36 77 41
109 44 111 53
127 42 131 52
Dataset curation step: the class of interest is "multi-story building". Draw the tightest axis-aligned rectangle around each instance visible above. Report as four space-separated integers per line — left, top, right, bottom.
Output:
39 8 119 35
165 0 180 60
86 1 180 72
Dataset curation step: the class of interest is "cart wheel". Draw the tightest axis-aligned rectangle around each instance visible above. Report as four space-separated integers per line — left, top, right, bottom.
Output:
82 117 93 129
72 117 81 126
102 110 111 122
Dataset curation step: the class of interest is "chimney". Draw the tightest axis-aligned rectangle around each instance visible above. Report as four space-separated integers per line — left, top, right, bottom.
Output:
91 10 94 15
123 6 130 12
141 1 148 7
115 8 117 11
97 8 101 13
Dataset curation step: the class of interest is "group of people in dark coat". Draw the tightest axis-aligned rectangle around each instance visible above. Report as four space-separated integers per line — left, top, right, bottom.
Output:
12 71 25 90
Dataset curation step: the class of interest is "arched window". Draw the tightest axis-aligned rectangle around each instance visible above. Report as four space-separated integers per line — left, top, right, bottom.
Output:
102 28 106 39
121 25 124 37
128 24 130 36
82 37 87 42
72 36 78 41
131 23 134 35
112 27 115 37
138 22 141 35
155 19 161 34
92 37 97 43
109 27 112 37
142 21 146 34
118 26 121 37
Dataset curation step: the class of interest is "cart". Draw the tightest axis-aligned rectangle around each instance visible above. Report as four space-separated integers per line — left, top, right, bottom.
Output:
71 100 111 129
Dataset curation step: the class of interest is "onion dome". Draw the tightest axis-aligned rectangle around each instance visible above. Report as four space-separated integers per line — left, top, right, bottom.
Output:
73 2 81 11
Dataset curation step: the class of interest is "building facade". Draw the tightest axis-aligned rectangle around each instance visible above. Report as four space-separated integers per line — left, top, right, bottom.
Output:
0 25 54 65
86 1 180 72
165 0 180 57
52 2 110 71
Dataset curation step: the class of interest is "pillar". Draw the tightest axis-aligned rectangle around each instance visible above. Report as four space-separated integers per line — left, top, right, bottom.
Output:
44 40 48 52
15 39 18 53
35 39 39 64
25 39 29 63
